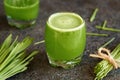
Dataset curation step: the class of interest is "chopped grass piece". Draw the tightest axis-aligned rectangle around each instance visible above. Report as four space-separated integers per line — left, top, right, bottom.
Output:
87 32 108 37
102 20 107 28
100 37 115 48
34 40 45 45
96 26 120 32
90 8 99 22
96 20 120 32
0 34 38 80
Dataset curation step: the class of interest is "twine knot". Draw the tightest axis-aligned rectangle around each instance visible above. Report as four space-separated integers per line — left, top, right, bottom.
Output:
90 47 119 69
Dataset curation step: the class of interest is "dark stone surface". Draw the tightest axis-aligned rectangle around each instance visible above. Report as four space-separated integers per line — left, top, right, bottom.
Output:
0 0 120 80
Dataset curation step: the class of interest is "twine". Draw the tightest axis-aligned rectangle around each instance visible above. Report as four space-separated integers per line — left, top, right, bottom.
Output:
90 47 119 69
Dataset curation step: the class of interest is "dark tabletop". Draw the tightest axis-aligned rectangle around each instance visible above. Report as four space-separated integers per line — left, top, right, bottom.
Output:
0 0 120 80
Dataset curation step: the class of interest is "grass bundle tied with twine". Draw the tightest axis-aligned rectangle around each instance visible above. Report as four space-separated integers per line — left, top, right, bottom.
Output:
90 38 120 80
0 34 38 80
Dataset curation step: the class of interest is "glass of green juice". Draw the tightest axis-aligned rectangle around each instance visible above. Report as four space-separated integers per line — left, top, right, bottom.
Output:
4 0 39 29
45 12 86 69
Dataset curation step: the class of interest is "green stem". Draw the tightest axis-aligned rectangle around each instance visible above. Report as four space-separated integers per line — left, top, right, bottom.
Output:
90 8 99 22
0 51 38 79
34 40 45 45
6 67 27 79
96 20 120 32
0 34 38 80
0 36 18 64
87 32 108 37
0 37 33 71
96 26 120 32
102 20 107 28
112 44 120 58
100 37 115 48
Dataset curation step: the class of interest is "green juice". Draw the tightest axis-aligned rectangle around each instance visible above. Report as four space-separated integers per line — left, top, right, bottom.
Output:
45 12 86 68
4 0 39 28
4 0 39 20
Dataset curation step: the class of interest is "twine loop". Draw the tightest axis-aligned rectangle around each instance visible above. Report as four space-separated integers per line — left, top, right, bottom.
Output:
90 47 119 69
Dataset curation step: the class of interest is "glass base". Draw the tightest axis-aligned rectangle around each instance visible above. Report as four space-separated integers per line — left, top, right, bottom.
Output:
7 16 36 29
47 53 82 69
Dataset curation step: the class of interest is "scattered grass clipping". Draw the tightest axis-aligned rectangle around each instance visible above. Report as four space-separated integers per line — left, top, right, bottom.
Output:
87 32 108 37
96 20 120 32
90 8 99 22
34 40 45 45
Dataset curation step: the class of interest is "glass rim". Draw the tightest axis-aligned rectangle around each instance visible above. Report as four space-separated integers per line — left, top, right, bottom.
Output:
47 12 85 32
4 0 39 9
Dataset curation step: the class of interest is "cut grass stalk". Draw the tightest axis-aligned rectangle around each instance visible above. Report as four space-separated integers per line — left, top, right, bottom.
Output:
87 32 108 37
90 8 99 22
100 37 115 48
96 20 120 32
34 40 45 45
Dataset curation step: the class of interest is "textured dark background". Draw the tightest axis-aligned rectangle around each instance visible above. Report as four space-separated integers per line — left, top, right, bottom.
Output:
0 0 120 80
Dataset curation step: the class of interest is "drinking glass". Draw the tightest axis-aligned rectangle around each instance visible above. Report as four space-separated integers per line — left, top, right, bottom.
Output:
45 12 86 69
4 0 39 29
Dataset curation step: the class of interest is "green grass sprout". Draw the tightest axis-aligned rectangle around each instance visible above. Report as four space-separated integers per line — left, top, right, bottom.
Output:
0 34 38 80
